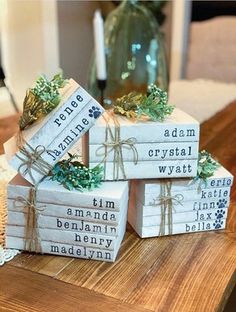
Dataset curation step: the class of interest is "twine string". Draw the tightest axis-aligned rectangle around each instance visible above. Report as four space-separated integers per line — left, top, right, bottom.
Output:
16 132 52 185
150 181 184 236
96 112 138 180
13 187 45 253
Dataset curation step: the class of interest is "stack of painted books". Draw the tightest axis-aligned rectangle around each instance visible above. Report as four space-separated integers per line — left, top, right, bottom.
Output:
3 74 233 263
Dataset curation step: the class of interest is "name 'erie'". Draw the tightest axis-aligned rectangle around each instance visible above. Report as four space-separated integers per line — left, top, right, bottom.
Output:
53 94 84 128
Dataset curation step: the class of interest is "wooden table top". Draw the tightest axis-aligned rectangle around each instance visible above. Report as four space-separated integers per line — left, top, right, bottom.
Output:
0 103 236 312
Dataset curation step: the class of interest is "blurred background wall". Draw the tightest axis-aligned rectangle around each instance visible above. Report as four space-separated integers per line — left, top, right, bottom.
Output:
0 0 235 111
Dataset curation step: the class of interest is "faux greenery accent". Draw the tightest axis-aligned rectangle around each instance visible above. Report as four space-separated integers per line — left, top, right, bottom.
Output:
196 150 220 181
113 84 174 122
113 92 143 119
19 73 68 130
51 154 103 191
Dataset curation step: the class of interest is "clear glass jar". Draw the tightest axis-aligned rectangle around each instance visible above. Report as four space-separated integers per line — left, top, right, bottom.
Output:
88 0 168 107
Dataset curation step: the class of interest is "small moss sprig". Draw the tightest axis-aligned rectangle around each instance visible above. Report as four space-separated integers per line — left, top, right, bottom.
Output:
196 150 220 181
51 154 103 192
19 73 68 130
113 84 174 122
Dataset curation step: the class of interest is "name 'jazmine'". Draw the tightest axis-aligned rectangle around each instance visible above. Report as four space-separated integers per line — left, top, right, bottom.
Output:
46 118 90 161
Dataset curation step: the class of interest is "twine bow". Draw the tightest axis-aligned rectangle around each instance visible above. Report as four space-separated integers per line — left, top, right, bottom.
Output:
96 113 138 180
13 187 45 253
16 133 52 184
150 181 184 236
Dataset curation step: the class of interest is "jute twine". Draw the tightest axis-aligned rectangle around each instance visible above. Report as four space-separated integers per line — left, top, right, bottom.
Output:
13 130 51 252
16 132 52 183
150 180 184 236
96 112 138 180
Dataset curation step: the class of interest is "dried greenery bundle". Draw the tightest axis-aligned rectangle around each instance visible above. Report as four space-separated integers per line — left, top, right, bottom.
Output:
19 73 68 130
196 150 220 181
113 84 174 122
51 154 103 191
114 92 143 119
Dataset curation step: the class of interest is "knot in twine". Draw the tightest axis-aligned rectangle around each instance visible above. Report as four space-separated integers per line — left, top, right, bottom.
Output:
13 187 44 253
16 134 52 184
96 113 139 180
150 181 184 236
13 195 45 213
152 193 184 208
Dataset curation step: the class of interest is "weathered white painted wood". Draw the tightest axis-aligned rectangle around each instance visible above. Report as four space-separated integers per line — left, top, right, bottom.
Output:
89 141 199 162
4 79 79 152
7 206 127 251
128 216 227 238
7 211 126 236
134 165 234 194
89 159 198 180
128 205 228 227
139 187 231 206
5 237 121 262
8 174 129 211
88 108 200 144
7 200 122 225
5 98 104 184
131 197 230 217
7 226 116 250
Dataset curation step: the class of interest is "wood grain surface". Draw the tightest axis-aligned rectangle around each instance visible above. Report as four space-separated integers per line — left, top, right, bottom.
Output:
0 103 236 312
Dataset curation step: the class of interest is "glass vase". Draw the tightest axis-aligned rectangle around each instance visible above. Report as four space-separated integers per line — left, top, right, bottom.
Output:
88 0 168 107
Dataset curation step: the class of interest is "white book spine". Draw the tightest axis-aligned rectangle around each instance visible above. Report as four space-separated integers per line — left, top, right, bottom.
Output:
8 181 129 212
89 141 199 162
129 207 228 227
11 101 104 184
129 218 227 238
89 159 198 180
89 110 200 144
141 187 231 206
8 200 121 225
135 197 230 216
7 211 126 236
138 166 234 193
5 237 118 262
25 86 92 149
7 226 119 250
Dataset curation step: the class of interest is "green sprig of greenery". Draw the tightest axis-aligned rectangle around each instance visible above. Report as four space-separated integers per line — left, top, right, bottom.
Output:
113 84 174 122
19 73 68 130
32 73 67 114
196 150 220 181
50 153 103 192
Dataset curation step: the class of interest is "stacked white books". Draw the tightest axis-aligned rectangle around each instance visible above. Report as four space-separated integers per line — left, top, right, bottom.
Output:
4 79 104 185
128 164 233 238
6 175 129 262
84 109 200 180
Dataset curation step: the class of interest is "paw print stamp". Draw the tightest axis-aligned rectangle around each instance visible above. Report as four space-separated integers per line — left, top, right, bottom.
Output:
215 209 226 219
213 219 224 229
89 106 102 119
217 199 227 209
